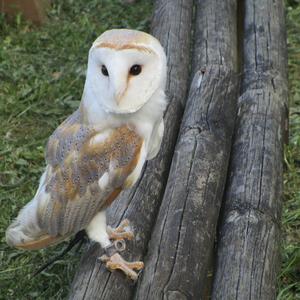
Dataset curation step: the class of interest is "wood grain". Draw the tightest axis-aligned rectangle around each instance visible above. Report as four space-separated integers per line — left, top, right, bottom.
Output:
211 0 288 299
135 0 239 298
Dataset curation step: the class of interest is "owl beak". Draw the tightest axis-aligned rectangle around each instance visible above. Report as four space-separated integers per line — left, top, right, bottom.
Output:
110 68 128 106
113 81 128 106
115 91 125 105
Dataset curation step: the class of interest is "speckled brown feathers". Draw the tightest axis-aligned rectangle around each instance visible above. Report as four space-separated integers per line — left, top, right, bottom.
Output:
26 109 143 244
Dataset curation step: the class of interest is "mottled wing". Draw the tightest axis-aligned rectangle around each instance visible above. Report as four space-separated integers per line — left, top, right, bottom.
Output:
147 118 164 160
37 110 144 237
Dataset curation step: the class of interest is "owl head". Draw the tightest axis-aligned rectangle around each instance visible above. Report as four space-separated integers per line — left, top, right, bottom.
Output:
84 29 167 115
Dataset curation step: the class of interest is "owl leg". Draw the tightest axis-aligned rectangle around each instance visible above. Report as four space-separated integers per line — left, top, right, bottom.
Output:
107 219 134 242
86 210 111 248
86 211 144 281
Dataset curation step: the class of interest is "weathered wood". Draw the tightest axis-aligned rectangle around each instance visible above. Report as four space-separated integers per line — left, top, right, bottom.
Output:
212 0 288 299
135 0 238 299
68 0 194 299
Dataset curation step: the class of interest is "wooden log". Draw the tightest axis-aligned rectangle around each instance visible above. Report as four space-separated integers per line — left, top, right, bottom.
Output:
211 0 288 299
135 0 238 299
68 1 194 299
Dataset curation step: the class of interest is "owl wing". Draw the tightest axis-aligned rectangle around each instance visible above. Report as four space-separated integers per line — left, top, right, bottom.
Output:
147 118 164 160
7 110 145 249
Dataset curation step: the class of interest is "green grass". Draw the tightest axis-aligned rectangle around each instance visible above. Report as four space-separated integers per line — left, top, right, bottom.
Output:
0 1 152 299
278 2 300 299
0 1 299 299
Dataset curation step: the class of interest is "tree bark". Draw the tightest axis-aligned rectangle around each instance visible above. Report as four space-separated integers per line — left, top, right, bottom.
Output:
211 0 288 299
135 0 238 299
68 0 194 299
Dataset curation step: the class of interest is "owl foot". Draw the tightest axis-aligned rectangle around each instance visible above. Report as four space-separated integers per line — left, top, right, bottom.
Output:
107 219 134 241
100 253 144 281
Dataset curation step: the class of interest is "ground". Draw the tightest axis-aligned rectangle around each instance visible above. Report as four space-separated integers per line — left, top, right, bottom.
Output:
0 0 299 299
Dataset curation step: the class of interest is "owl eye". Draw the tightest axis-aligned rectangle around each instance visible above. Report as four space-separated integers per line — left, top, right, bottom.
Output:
101 65 109 76
129 64 142 76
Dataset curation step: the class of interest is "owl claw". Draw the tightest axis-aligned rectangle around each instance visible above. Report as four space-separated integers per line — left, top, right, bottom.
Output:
100 253 144 281
102 220 142 280
107 219 134 241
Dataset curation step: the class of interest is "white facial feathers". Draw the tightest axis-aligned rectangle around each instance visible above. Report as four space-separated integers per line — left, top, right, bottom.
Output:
83 29 167 116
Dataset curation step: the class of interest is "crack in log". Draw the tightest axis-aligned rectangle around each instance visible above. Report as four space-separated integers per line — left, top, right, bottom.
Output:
257 93 269 210
259 228 271 298
98 273 111 300
205 76 217 131
249 226 259 299
205 16 209 65
82 256 98 300
253 0 257 70
235 205 254 300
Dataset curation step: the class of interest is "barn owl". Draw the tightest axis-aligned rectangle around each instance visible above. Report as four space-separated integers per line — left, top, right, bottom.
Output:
6 29 167 281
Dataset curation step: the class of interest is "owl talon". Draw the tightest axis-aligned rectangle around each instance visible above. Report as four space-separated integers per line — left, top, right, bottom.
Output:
100 253 144 281
107 219 134 241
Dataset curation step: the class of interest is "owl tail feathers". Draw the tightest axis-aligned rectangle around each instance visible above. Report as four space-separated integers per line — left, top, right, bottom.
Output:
5 201 63 250
6 222 63 250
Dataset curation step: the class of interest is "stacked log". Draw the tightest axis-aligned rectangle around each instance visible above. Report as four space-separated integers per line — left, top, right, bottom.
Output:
212 0 288 299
